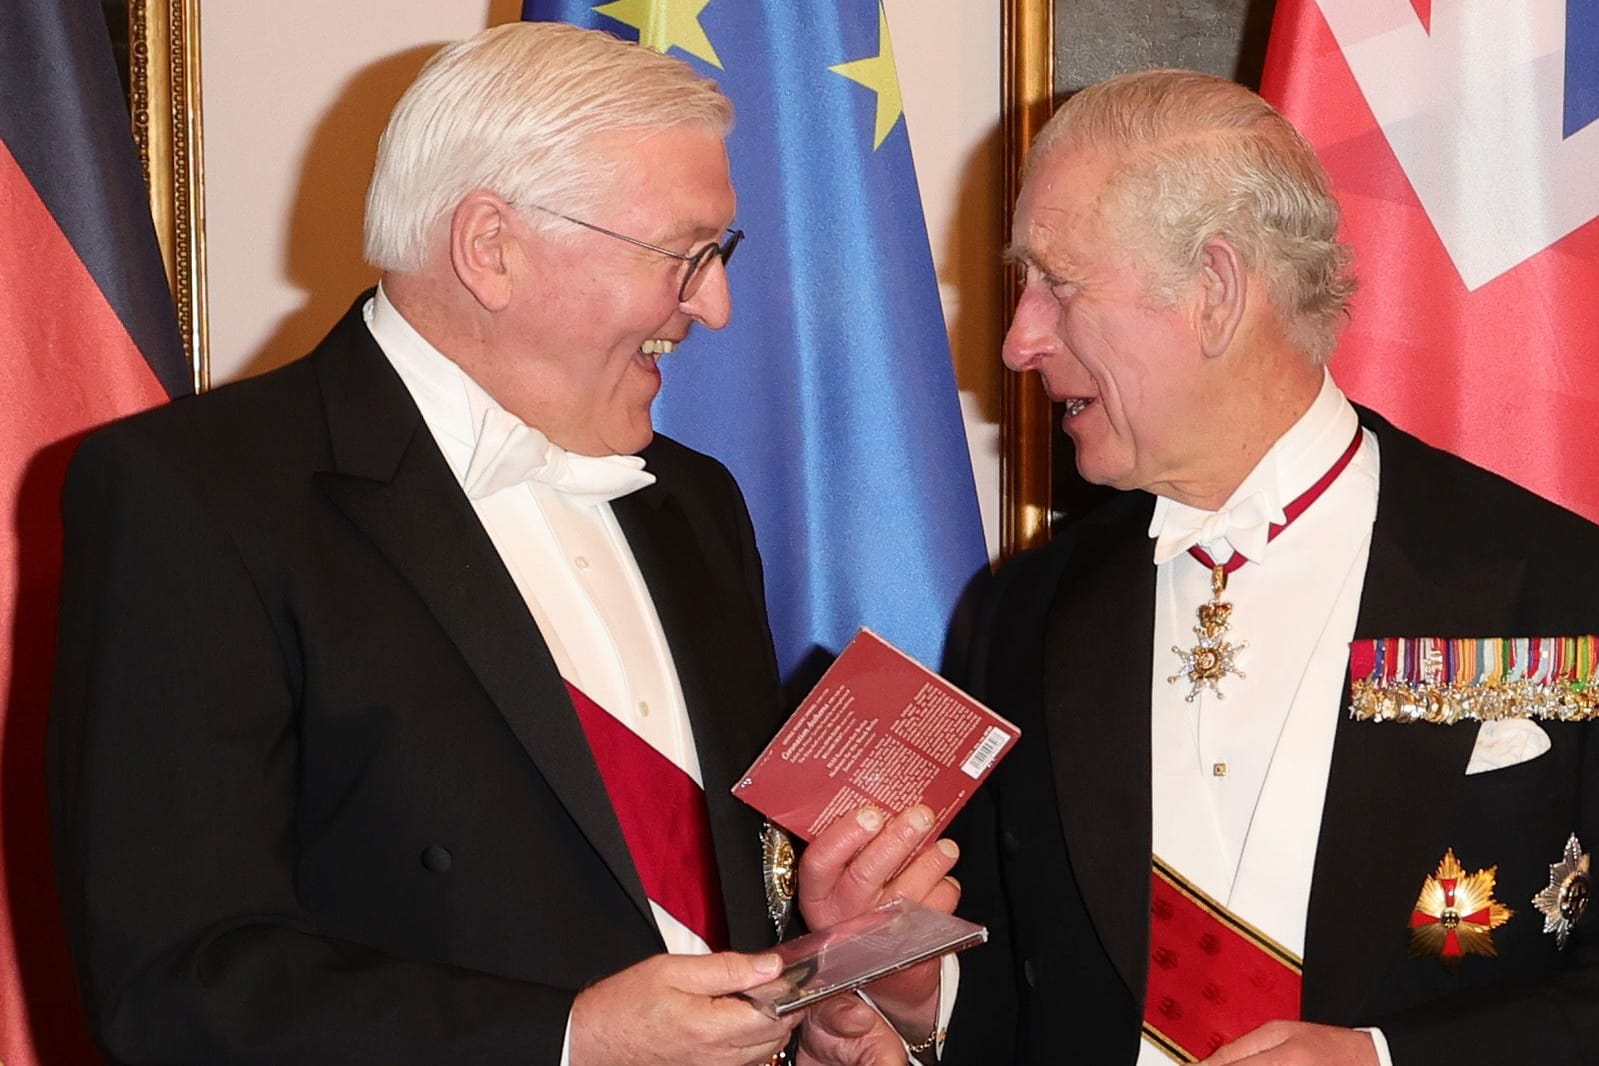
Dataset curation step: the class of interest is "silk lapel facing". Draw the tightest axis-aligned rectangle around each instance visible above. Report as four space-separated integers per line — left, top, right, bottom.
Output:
612 457 780 950
1301 413 1524 1022
1042 494 1159 997
307 300 655 934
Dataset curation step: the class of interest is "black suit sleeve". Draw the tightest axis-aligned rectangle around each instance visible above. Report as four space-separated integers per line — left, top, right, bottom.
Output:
50 427 573 1066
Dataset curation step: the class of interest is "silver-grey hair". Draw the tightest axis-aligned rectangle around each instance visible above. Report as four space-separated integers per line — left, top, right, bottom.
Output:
363 21 733 272
1030 68 1355 364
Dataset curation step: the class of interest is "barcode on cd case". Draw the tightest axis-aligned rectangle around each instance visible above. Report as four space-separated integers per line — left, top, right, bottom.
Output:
960 726 1011 779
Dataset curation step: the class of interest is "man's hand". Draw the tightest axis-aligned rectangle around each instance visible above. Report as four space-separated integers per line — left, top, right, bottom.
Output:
569 951 798 1066
796 805 959 1044
796 994 911 1066
1200 1021 1381 1066
797 804 959 929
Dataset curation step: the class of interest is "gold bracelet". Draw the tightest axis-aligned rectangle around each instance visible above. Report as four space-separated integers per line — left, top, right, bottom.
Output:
905 1024 943 1056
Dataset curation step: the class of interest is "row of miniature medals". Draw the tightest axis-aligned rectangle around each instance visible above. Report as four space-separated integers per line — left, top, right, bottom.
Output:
1168 556 1589 960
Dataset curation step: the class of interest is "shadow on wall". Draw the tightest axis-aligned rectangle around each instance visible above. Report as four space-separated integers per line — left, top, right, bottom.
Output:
234 3 549 380
236 44 439 380
485 0 524 25
941 122 1006 430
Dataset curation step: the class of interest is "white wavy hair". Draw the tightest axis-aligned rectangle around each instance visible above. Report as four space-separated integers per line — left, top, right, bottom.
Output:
363 21 733 272
1030 68 1356 364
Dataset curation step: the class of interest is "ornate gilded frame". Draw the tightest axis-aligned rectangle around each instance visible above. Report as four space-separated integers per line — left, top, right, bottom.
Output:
1000 0 1054 558
121 0 209 389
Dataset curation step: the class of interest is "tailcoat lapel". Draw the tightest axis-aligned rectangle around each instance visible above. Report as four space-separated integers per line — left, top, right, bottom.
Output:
1043 496 1159 996
1301 414 1524 1021
614 478 777 949
306 306 655 933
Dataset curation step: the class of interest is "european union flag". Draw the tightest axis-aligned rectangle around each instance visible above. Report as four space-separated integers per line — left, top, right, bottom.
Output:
522 0 988 683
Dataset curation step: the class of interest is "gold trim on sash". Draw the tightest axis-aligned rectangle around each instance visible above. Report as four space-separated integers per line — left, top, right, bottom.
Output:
1152 856 1304 972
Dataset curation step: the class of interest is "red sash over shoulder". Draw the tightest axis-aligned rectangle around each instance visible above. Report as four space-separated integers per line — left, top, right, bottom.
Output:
1142 857 1302 1062
566 680 729 951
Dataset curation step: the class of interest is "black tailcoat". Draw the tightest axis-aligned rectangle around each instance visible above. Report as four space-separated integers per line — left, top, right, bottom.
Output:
49 297 786 1064
948 410 1599 1065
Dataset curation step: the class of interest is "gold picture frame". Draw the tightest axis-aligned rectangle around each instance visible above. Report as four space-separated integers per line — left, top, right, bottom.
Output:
1000 0 1054 559
118 0 209 389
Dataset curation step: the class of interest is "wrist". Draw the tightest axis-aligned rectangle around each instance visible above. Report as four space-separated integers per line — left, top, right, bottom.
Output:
858 987 941 1056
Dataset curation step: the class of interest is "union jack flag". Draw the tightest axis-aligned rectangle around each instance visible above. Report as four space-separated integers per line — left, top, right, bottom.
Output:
1263 0 1599 522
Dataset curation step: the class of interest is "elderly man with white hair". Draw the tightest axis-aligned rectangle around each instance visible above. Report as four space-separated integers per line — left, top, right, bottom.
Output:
948 68 1599 1066
50 22 954 1066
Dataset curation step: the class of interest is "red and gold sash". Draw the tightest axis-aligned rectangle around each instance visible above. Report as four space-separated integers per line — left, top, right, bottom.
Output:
1143 857 1302 1062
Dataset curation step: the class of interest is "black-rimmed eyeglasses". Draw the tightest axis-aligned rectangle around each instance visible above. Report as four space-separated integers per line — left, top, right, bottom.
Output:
525 204 743 303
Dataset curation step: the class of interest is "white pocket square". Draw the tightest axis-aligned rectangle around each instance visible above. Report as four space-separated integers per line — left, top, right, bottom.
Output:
1465 718 1551 775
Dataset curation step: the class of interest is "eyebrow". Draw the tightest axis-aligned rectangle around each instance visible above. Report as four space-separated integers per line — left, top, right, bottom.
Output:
1002 243 1041 269
1004 242 1078 283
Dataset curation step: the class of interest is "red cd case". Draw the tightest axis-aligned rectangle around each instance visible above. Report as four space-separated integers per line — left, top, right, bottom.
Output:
731 628 1019 842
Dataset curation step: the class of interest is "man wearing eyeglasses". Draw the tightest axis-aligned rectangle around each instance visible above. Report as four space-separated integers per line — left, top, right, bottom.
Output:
49 22 953 1066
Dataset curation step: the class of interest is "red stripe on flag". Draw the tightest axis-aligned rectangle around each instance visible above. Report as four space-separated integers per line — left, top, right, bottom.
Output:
1410 0 1432 34
1262 0 1599 524
2 136 170 1066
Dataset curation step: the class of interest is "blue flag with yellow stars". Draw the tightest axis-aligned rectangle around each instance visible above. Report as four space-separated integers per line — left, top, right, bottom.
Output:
521 0 987 687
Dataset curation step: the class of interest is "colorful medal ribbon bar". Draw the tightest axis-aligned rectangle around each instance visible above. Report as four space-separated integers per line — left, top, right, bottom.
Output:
1348 636 1599 723
1143 857 1303 1063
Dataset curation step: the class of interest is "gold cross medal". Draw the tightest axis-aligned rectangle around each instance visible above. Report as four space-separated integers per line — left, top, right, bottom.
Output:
1532 834 1590 950
1409 849 1513 963
1170 566 1247 701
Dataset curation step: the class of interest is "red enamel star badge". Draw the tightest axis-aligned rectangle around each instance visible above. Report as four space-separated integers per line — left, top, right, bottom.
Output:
1409 849 1513 962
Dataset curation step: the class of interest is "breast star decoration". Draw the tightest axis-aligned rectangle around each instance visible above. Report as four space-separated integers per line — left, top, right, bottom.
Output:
1532 834 1590 950
1409 848 1513 963
1169 566 1247 701
760 821 795 939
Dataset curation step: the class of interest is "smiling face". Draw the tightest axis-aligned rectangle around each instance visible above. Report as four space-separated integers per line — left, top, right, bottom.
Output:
1003 144 1233 503
482 124 736 456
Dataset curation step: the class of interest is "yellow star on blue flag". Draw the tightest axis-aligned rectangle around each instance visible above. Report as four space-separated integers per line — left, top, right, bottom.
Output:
828 3 903 149
592 0 722 68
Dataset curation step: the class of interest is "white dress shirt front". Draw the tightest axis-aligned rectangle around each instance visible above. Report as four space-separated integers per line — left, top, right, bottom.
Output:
1137 372 1389 1066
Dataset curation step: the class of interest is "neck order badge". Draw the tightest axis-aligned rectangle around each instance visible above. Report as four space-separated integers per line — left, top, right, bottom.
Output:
1169 427 1364 701
521 0 988 685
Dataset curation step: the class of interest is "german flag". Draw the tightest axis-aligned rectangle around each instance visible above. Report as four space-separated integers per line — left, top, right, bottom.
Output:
2 0 190 1062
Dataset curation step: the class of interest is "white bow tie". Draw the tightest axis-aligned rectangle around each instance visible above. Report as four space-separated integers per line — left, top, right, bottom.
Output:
1149 491 1285 566
462 406 655 505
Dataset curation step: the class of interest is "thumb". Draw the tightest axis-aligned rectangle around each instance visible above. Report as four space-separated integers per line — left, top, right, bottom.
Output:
671 950 786 997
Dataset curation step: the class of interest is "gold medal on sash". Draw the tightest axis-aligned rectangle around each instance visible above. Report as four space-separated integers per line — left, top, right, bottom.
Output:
760 821 795 939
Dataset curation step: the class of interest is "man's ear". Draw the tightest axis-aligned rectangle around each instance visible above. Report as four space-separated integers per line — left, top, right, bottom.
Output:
1195 236 1246 359
450 192 518 312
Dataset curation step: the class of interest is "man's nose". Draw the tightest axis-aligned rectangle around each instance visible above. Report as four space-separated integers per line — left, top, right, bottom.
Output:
680 257 732 330
1001 285 1059 372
